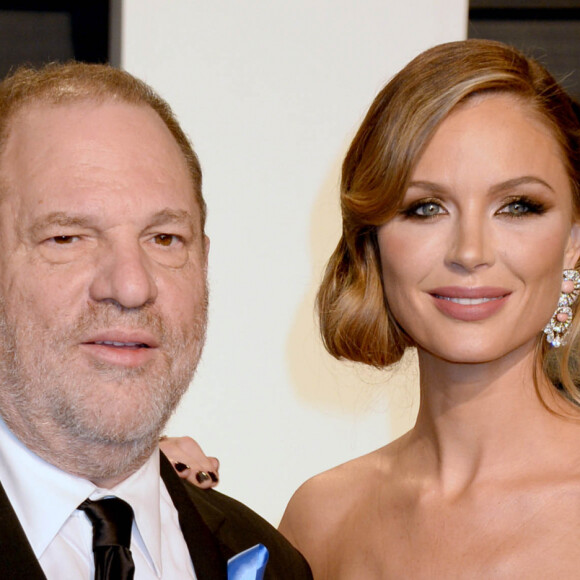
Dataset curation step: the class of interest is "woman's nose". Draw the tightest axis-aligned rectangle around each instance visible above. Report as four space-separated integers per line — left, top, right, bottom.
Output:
444 216 495 273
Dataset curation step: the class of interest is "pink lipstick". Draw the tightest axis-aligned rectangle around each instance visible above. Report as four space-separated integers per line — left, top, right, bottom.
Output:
429 286 511 321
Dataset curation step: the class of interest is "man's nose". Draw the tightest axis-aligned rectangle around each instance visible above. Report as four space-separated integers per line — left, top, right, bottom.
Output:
444 215 495 273
89 240 158 309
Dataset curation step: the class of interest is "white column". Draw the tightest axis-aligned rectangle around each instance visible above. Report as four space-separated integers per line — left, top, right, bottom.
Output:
119 0 468 524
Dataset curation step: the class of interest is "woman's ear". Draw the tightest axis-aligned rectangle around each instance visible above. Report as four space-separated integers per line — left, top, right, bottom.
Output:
565 222 580 269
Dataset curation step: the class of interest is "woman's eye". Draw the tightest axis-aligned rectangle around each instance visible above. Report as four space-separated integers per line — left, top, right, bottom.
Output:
416 202 442 216
500 201 529 215
402 200 445 218
497 198 546 217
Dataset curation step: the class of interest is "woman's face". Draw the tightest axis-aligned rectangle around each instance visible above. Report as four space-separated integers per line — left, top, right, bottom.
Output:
377 94 580 364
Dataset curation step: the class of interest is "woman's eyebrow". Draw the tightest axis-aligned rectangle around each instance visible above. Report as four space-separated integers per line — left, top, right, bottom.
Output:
488 176 555 194
406 181 448 194
406 176 555 196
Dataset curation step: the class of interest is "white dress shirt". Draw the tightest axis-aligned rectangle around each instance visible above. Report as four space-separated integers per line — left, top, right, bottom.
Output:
0 418 197 579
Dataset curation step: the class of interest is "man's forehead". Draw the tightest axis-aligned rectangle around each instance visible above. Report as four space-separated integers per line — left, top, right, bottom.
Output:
7 99 167 141
1 100 198 211
3 100 189 178
0 97 204 230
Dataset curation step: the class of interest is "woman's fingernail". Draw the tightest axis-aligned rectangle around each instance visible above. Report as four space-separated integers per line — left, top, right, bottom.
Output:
209 471 219 483
175 461 190 473
196 470 211 483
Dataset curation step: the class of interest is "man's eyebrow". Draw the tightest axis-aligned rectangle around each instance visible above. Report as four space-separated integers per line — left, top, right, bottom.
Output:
148 209 195 226
30 212 93 237
148 209 201 238
30 209 196 233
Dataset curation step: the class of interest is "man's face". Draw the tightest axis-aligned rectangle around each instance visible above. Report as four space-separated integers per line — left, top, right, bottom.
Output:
0 100 208 476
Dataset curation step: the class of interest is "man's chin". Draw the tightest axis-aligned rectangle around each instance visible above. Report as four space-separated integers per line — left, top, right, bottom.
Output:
73 434 160 487
61 400 174 446
74 419 161 447
56 411 167 485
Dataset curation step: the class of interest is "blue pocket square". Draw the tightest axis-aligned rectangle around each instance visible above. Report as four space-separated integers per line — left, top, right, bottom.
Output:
227 543 269 580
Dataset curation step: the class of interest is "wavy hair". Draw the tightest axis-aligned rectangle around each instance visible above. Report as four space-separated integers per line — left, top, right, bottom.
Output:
318 39 580 402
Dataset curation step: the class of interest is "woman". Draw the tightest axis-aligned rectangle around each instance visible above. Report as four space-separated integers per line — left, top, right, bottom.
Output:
164 39 580 577
159 435 220 489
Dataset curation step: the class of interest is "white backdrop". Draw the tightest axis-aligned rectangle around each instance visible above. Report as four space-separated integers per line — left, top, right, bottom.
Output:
120 0 468 525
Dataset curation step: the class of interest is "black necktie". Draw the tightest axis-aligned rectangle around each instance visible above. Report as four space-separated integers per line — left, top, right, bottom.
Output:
78 497 136 580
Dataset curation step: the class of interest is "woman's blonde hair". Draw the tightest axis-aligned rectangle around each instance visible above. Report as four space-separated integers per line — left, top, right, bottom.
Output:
318 39 580 401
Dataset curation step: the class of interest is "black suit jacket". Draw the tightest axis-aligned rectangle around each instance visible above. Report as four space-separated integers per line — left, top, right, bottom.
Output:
0 453 312 579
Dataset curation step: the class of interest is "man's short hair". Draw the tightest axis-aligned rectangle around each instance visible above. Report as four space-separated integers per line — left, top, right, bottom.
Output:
0 62 206 228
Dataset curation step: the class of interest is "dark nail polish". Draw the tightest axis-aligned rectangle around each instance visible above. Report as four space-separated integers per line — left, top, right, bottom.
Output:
175 462 189 473
196 471 210 483
209 471 219 483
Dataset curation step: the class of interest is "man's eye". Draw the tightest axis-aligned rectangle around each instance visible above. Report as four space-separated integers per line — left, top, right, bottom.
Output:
154 234 178 246
52 235 78 244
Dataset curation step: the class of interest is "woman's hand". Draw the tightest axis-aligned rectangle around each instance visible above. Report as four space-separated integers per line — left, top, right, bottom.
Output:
159 436 220 489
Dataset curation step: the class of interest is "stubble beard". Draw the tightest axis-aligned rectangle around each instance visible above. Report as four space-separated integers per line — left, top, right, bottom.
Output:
0 295 208 484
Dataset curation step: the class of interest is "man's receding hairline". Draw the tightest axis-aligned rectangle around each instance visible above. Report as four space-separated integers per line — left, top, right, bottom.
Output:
1 96 201 199
0 62 206 229
8 95 169 129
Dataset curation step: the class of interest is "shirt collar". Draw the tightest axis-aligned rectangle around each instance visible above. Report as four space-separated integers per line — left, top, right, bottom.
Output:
102 448 163 576
0 418 163 575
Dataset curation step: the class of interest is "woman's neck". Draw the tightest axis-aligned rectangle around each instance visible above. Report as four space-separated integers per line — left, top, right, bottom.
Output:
407 341 580 495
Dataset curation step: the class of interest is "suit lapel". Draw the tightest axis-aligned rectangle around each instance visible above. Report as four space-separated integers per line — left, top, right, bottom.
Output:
160 452 228 580
0 480 46 579
0 456 232 580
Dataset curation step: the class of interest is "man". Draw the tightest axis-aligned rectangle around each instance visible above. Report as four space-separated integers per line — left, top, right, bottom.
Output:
0 63 312 579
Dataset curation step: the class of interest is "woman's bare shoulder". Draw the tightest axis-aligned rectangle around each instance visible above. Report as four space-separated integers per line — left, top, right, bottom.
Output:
278 443 400 558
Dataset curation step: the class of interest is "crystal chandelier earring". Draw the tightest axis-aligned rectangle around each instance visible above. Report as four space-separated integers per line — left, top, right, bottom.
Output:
544 269 580 347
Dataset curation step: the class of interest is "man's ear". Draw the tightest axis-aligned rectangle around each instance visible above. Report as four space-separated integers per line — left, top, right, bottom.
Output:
565 222 580 269
203 235 210 271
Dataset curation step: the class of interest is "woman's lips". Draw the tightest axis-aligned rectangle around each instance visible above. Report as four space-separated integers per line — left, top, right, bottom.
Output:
428 287 511 321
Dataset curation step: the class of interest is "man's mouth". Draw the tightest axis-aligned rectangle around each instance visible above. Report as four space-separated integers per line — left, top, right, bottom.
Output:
80 331 159 367
84 329 159 349
92 340 151 349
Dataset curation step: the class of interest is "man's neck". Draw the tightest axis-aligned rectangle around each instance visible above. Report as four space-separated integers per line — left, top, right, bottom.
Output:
0 406 156 486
